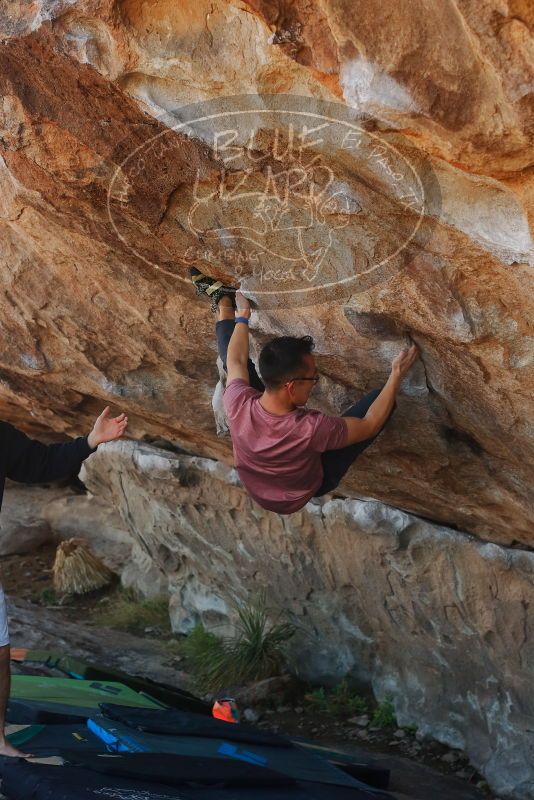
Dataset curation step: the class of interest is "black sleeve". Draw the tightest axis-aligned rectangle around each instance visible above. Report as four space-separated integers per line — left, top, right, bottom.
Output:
1 422 97 484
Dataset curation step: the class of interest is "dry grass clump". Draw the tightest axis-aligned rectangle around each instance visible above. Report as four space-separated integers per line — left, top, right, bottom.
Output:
53 538 115 595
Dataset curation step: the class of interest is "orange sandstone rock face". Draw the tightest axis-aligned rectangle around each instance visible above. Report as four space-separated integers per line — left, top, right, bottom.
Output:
0 0 533 545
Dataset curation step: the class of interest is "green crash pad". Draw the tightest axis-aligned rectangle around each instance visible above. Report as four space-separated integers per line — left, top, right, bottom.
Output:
7 677 161 725
11 650 208 714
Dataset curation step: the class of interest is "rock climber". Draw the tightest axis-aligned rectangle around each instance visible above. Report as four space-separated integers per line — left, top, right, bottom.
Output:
0 407 128 757
191 268 419 515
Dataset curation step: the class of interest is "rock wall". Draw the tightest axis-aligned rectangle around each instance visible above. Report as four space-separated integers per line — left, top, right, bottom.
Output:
81 440 534 799
0 480 133 569
0 0 532 545
0 2 533 797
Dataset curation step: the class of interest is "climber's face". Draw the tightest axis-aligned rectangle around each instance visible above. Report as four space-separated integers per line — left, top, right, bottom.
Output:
284 353 319 406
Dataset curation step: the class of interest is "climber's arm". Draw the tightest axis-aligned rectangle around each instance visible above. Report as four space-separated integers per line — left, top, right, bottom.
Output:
226 322 250 384
2 422 96 484
343 345 419 446
226 291 252 385
3 408 128 484
343 377 399 445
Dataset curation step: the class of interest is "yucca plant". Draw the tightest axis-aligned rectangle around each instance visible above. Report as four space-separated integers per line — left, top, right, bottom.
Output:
183 595 295 691
222 600 295 684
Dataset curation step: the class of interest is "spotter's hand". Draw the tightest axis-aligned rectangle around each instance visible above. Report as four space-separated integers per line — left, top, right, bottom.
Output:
87 407 128 449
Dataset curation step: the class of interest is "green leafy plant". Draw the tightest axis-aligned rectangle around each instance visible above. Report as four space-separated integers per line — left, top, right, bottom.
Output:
305 680 368 716
181 624 225 664
372 696 396 728
40 587 57 606
333 680 368 715
305 687 330 712
180 596 295 691
165 637 186 657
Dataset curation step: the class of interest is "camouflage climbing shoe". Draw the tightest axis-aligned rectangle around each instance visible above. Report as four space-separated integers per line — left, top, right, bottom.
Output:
190 268 236 313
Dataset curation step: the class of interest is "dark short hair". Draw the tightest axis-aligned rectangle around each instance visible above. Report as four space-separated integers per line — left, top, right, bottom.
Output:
259 335 315 388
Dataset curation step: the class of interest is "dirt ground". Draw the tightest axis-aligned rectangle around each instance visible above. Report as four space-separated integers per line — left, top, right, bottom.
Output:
0 544 502 800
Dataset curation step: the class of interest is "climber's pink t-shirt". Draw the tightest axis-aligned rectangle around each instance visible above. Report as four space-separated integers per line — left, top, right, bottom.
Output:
223 379 348 514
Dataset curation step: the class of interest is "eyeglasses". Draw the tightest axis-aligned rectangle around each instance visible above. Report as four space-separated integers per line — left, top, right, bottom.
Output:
285 374 320 385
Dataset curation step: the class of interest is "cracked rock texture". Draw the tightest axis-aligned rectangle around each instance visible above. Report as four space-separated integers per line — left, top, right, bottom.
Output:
81 441 534 800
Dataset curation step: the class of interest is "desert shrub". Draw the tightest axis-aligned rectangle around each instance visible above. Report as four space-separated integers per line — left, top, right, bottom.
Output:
371 696 396 728
96 588 170 635
305 680 368 716
178 597 295 691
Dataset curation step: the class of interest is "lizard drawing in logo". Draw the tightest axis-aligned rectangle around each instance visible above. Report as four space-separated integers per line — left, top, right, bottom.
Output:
188 164 361 284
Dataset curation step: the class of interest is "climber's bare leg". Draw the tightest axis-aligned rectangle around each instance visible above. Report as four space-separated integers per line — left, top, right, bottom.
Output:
0 645 32 757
